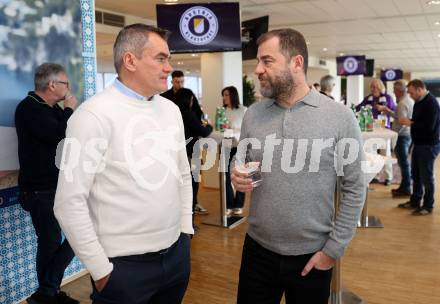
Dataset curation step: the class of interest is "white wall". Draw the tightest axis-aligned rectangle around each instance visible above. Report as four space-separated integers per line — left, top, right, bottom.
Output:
411 71 440 80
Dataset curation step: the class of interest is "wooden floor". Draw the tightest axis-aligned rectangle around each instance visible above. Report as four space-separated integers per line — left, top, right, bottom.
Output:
56 160 440 304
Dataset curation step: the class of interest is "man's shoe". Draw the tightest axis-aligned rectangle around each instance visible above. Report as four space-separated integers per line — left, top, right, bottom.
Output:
412 207 433 216
232 208 243 215
26 292 57 304
56 291 79 304
384 179 392 186
391 188 411 197
397 201 418 209
195 204 208 215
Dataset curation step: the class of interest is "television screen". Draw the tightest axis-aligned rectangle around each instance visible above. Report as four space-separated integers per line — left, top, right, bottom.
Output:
380 69 403 81
425 79 440 98
242 16 269 60
364 59 374 77
336 55 366 76
156 3 241 53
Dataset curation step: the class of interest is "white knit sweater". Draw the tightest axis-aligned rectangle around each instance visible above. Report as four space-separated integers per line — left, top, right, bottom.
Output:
54 86 193 280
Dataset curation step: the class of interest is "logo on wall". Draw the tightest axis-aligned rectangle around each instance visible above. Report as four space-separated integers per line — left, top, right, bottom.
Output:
179 6 219 45
343 57 359 74
384 69 396 81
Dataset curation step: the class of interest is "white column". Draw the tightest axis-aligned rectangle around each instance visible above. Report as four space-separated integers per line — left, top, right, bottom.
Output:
347 75 364 107
200 51 243 122
200 51 243 189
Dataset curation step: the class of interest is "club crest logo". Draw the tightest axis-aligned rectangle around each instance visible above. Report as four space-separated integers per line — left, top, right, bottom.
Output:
343 57 359 74
385 69 396 81
179 6 219 45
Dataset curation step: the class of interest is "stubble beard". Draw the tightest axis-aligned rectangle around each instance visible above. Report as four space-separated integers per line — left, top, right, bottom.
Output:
259 68 295 102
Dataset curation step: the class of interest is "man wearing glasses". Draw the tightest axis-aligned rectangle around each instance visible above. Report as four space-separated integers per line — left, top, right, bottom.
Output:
15 63 78 304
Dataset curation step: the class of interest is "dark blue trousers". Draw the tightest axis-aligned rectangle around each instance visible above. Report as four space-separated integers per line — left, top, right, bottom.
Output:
91 233 191 304
19 189 75 296
395 135 412 192
410 144 440 209
237 235 332 304
226 147 245 209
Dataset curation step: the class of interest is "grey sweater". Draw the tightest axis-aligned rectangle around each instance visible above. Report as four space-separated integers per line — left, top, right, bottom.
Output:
239 89 366 259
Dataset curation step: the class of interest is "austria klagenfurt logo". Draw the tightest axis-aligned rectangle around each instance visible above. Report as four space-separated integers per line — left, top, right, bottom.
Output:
343 57 359 74
385 69 396 81
179 6 219 45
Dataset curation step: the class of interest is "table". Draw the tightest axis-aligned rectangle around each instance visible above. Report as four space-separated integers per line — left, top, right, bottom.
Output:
330 152 386 304
202 131 247 229
360 128 398 228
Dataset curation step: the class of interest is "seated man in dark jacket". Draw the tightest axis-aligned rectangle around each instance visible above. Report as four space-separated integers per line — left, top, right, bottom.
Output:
175 88 213 223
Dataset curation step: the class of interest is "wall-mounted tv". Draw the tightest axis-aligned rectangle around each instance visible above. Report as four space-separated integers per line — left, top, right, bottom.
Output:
336 55 366 76
380 69 403 81
425 79 440 98
242 16 269 60
364 59 374 77
156 3 241 54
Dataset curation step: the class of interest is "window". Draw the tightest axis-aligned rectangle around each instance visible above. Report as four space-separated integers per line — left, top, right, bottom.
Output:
95 72 117 93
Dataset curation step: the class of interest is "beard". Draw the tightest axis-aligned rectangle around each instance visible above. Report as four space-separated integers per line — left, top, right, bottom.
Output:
259 68 294 101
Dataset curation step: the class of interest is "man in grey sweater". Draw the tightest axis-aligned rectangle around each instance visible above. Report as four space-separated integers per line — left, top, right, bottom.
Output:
232 29 366 304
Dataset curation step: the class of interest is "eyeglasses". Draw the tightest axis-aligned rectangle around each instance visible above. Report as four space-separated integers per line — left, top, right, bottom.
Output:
55 81 70 87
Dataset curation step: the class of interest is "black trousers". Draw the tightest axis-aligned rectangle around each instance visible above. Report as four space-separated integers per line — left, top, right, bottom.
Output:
91 233 191 304
226 147 245 209
19 189 75 296
237 235 332 304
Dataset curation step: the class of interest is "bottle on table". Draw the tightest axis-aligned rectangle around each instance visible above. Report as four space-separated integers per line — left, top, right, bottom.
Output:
366 106 374 132
358 106 366 132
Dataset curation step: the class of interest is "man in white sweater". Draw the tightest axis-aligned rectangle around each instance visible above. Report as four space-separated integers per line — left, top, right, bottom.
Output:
54 24 194 304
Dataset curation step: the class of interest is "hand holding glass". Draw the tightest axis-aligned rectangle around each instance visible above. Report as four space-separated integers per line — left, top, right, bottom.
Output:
236 162 263 188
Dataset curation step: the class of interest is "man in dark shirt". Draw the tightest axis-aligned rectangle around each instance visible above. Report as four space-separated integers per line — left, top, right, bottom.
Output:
161 70 208 215
161 70 204 121
15 63 79 304
398 79 440 215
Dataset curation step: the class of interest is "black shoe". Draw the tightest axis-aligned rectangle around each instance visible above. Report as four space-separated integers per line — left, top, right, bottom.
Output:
397 201 418 209
391 188 411 197
56 291 79 304
27 292 57 304
384 179 392 186
412 207 433 216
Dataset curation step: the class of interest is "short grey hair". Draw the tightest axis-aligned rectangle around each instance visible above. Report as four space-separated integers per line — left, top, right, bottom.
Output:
113 23 169 73
393 79 407 94
34 63 66 91
320 75 335 92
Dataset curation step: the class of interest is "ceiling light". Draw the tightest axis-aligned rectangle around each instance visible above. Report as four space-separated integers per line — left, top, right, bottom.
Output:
306 41 311 45
435 21 440 25
323 47 328 52
339 52 344 56
191 54 198 57
427 0 440 4
185 70 190 74
177 61 183 65
164 0 178 2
